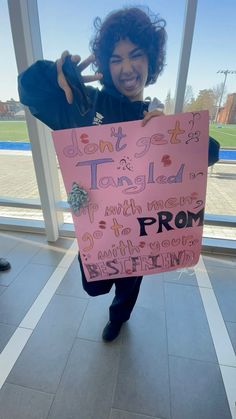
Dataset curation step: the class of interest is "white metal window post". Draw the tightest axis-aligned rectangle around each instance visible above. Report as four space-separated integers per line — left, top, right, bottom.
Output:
8 0 63 241
174 0 198 113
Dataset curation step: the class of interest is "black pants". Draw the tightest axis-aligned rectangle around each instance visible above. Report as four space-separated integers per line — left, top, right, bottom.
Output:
78 255 142 323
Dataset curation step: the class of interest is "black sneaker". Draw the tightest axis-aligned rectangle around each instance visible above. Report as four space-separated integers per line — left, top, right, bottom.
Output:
102 321 123 342
0 258 11 272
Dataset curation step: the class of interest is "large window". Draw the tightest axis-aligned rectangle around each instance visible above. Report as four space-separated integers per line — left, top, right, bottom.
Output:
38 0 185 110
1 0 235 247
184 0 236 240
0 0 42 221
37 0 185 224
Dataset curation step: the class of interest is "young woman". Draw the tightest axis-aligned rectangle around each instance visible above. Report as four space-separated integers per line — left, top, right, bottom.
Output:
18 7 218 341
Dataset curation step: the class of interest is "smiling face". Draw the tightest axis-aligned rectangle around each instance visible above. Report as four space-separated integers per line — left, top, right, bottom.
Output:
109 38 148 102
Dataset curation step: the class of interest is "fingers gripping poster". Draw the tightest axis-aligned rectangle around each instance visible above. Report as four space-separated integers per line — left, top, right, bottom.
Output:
53 111 209 281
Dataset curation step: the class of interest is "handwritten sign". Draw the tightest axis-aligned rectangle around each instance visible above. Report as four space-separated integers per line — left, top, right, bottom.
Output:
53 111 209 281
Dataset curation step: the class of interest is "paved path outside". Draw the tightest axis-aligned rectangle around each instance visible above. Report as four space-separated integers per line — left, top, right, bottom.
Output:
0 150 235 239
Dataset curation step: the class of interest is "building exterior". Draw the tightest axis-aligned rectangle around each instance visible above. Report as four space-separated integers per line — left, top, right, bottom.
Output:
0 101 8 117
0 99 24 119
217 93 236 124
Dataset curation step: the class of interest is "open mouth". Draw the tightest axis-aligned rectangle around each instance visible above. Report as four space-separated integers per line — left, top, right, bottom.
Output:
121 77 138 90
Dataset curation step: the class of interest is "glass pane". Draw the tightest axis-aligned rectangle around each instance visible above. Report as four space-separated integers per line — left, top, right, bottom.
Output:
0 1 42 221
38 0 185 105
38 0 185 222
185 0 236 240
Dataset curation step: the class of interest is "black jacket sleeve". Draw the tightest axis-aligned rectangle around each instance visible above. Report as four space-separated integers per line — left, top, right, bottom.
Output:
208 136 220 166
18 60 67 129
18 60 97 130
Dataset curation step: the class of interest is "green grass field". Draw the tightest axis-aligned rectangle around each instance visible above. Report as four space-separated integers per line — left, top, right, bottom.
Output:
0 120 236 148
0 121 29 142
209 123 236 148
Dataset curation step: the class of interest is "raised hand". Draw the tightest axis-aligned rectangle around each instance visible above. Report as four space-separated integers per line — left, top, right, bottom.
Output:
56 51 103 104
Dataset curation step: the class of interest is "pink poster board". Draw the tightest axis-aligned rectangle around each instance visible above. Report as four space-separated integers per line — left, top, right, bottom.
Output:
53 111 209 281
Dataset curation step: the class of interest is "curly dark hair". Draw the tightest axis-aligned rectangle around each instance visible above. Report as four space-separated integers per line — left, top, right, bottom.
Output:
90 6 167 87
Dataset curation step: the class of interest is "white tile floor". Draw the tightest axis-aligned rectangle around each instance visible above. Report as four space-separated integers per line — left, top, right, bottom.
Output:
0 231 235 419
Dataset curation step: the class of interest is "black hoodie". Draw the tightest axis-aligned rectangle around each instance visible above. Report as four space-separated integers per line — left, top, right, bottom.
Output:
18 59 219 165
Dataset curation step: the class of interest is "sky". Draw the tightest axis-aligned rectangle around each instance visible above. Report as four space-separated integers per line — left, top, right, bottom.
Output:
1 0 236 104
